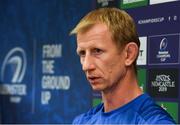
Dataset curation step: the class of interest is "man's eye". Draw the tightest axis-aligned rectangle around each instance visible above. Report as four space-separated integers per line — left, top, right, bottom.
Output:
93 48 103 54
78 51 86 57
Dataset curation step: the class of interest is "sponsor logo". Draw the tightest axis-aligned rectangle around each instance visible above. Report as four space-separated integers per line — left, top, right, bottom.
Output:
137 37 147 65
157 101 178 123
150 0 178 5
96 0 119 8
157 37 170 62
148 68 178 98
148 34 179 65
120 0 148 9
151 74 175 92
0 47 27 103
123 0 144 4
137 68 146 92
97 0 113 7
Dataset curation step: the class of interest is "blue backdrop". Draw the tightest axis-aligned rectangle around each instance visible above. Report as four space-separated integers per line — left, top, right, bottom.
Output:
0 0 94 123
0 0 179 124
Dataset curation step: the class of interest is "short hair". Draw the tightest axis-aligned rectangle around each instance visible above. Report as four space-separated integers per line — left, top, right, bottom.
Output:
70 7 140 73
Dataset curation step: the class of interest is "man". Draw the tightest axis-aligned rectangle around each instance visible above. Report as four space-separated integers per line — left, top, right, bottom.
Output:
70 7 175 124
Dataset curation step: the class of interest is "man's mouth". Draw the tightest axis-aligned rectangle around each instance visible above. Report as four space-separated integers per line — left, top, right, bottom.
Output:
87 76 101 84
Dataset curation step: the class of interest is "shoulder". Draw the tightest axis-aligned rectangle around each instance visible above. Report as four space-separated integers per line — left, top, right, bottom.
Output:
72 103 103 124
135 94 176 124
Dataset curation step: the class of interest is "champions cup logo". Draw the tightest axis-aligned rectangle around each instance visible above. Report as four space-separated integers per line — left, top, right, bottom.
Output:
0 47 27 103
160 38 168 51
156 38 171 62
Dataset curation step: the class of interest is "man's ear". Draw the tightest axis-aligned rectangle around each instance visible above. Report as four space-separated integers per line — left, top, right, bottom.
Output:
124 42 139 66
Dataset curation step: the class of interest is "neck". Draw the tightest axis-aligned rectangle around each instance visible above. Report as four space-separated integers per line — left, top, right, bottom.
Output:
101 68 142 112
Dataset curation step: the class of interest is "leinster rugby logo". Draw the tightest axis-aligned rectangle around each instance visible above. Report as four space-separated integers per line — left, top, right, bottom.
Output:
0 47 27 103
156 38 171 62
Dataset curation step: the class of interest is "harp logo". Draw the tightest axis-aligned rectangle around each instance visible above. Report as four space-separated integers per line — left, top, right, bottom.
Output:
0 47 27 103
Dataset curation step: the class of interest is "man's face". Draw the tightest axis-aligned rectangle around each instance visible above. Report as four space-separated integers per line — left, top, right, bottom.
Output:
76 23 127 92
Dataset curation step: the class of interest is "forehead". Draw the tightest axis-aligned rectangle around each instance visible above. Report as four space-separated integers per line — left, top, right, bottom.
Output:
75 24 121 55
77 23 109 41
76 23 113 47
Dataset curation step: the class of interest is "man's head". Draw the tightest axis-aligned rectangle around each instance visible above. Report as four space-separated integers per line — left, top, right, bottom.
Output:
70 8 140 92
70 7 140 72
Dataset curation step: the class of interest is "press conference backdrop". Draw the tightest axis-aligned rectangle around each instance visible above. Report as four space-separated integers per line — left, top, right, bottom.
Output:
0 0 179 123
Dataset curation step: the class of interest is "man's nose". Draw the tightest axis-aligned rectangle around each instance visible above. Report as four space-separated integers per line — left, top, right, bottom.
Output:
82 55 95 72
